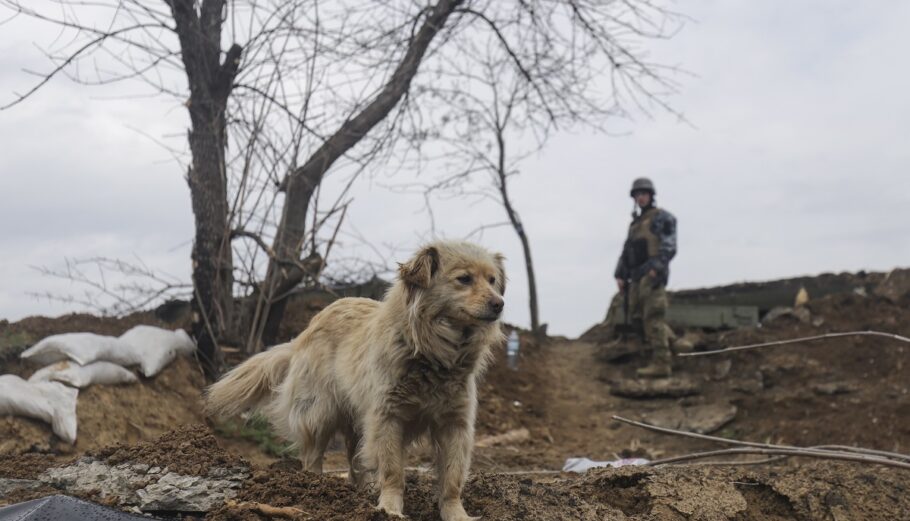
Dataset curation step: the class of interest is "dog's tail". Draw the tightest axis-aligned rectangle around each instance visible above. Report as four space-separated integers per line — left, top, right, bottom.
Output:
204 342 294 419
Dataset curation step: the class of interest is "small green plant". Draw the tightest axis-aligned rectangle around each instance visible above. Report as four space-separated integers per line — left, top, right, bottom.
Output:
717 427 739 440
214 414 295 457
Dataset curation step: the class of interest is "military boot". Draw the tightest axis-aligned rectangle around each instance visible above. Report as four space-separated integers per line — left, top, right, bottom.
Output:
636 349 672 378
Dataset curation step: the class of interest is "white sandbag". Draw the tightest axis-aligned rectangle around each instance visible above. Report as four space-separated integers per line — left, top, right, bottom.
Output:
20 333 133 367
28 360 138 388
118 326 196 377
0 375 78 444
20 327 195 378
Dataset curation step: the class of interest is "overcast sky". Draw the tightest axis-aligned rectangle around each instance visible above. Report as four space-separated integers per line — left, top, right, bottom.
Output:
2 1 909 337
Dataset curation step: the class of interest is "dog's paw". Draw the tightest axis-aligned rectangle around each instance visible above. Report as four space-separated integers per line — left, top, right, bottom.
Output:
440 501 480 521
376 493 406 518
374 505 407 519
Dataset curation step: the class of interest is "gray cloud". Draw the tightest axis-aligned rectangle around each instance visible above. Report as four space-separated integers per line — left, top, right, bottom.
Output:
2 1 908 336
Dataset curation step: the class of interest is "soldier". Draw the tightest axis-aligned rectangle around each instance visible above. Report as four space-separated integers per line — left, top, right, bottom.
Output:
614 177 677 377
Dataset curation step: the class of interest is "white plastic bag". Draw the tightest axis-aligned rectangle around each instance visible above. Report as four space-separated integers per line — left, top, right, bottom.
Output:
0 375 78 444
118 326 196 377
20 333 132 366
562 457 650 473
28 360 138 388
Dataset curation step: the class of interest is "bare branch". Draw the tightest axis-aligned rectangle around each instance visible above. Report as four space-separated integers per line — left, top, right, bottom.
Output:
678 330 910 358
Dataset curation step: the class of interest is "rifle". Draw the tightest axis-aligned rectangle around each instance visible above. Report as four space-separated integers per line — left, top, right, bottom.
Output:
621 277 631 340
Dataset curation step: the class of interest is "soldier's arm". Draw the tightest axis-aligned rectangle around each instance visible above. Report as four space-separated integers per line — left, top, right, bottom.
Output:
648 211 677 274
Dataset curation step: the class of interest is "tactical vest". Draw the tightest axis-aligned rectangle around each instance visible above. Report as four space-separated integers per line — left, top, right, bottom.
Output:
623 207 661 269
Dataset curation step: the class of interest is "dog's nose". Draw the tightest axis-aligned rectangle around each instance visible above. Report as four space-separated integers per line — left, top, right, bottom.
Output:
488 297 504 314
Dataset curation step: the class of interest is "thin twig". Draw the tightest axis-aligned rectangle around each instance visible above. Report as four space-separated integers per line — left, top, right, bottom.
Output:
613 416 910 470
678 331 910 358
647 447 910 471
686 456 789 467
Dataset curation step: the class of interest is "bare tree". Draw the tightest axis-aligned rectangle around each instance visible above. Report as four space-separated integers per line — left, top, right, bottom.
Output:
2 0 685 368
416 67 548 335
390 3 686 335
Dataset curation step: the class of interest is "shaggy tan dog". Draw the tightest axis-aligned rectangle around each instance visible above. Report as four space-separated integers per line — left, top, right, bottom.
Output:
206 240 506 521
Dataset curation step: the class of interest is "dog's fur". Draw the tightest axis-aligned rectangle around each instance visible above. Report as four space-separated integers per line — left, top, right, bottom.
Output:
206 240 506 521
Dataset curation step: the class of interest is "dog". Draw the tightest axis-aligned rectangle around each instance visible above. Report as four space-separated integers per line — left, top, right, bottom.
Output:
206 240 506 521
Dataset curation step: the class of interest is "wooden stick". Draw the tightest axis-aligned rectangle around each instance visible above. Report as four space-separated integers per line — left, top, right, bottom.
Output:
677 330 910 358
814 444 910 462
614 415 910 470
647 447 910 470
687 456 789 467
226 500 309 519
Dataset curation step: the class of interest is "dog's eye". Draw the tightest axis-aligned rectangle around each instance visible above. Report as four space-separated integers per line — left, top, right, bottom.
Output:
488 276 496 285
457 275 472 285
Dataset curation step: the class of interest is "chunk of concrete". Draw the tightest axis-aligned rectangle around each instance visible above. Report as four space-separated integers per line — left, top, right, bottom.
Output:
874 268 910 303
611 377 701 398
641 403 738 434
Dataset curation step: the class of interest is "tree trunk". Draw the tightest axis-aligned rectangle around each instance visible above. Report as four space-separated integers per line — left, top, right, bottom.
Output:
495 126 541 336
251 0 465 350
168 0 242 376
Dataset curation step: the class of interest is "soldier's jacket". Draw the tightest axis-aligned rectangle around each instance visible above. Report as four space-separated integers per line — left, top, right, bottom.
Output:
614 205 677 285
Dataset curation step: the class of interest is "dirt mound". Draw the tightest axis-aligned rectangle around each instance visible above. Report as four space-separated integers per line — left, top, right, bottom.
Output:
2 274 909 519
205 460 910 521
91 424 247 476
208 467 380 521
3 311 174 342
0 356 206 456
0 453 70 480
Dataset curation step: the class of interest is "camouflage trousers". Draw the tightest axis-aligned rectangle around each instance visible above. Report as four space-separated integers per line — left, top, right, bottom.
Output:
603 279 671 363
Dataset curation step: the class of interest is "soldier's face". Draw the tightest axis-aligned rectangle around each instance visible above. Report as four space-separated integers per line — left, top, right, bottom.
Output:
633 191 652 207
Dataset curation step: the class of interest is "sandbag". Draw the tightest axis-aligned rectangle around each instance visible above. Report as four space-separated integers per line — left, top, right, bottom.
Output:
20 327 196 378
28 360 138 388
19 333 132 366
118 325 196 377
0 375 78 443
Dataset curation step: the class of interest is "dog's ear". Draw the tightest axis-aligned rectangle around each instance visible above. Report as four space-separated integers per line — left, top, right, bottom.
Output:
398 246 440 289
494 253 507 295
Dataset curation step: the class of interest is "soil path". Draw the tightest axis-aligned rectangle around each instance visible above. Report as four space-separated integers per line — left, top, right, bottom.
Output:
476 337 723 471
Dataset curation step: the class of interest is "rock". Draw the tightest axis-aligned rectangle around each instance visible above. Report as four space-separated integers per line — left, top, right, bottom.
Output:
792 306 812 323
812 382 857 396
733 371 764 394
40 460 149 500
641 403 738 434
762 306 811 325
37 458 248 512
611 377 701 398
713 359 733 380
672 331 702 354
0 478 42 498
475 428 530 448
873 268 910 303
137 471 245 512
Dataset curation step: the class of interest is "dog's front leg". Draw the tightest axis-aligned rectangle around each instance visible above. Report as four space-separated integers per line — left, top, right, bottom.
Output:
433 421 479 521
366 416 406 517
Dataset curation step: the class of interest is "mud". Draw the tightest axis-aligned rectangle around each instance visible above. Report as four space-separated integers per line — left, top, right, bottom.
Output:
1 278 909 520
204 460 910 521
90 424 247 477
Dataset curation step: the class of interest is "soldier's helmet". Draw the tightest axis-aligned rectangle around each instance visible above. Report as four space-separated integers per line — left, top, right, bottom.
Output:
630 177 656 197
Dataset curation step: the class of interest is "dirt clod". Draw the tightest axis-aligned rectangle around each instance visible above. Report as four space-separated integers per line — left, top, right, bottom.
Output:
91 424 247 476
